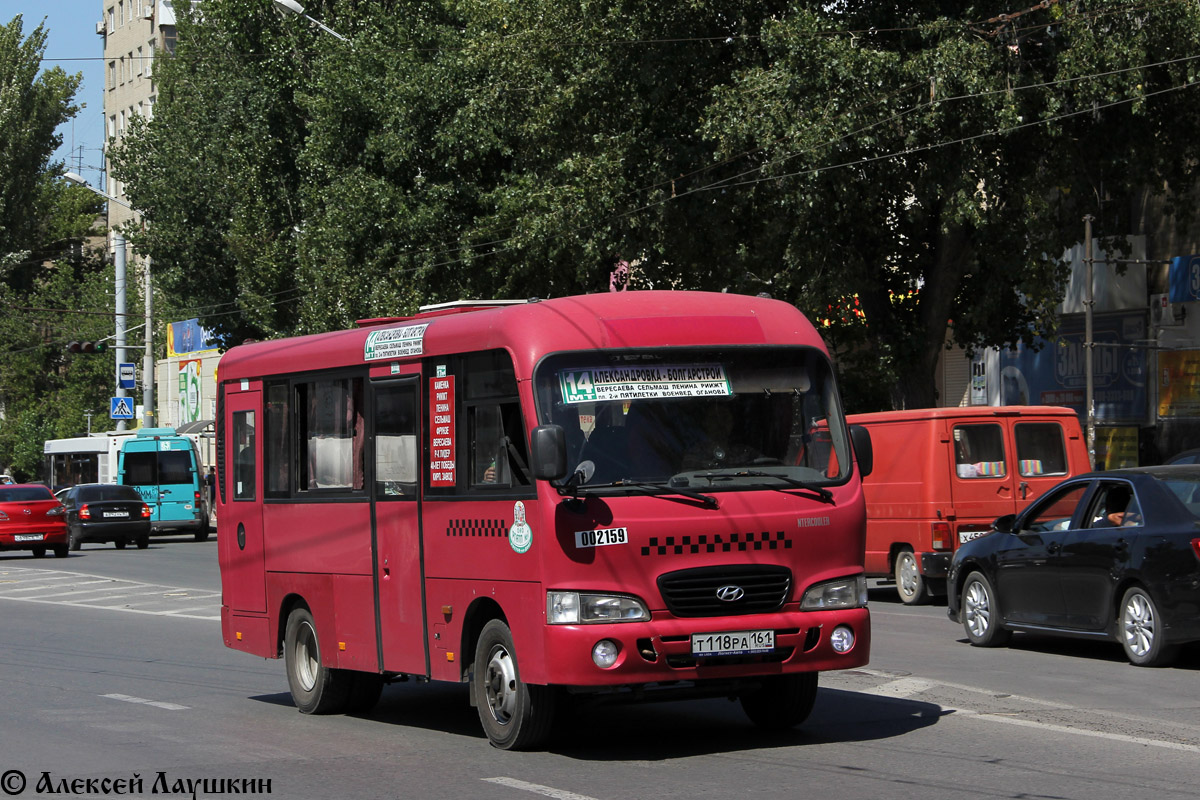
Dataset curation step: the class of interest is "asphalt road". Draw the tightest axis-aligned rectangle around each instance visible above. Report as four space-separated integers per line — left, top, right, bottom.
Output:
1 543 1198 800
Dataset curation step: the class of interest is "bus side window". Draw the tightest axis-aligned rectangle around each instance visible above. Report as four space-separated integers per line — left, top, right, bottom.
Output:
375 383 418 498
472 402 530 487
264 382 289 496
233 410 256 500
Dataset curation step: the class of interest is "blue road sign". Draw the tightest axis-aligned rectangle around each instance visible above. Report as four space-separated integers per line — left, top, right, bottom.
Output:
118 362 136 390
110 396 135 420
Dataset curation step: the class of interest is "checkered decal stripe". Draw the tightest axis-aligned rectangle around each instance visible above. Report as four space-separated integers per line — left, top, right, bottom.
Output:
641 531 790 556
447 519 509 538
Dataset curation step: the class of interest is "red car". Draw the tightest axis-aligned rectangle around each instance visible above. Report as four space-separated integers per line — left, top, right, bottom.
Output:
0 484 69 558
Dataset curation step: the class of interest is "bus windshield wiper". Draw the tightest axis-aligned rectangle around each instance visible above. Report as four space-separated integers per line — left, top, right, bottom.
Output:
609 478 719 509
695 469 834 504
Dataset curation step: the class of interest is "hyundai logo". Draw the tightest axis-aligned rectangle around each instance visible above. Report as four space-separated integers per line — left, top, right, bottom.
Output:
716 585 745 602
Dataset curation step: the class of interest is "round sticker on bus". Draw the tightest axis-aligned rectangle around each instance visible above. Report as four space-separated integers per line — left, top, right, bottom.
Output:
509 501 532 554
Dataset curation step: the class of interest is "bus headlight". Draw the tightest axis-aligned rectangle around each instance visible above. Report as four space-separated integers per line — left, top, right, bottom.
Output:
547 592 649 624
800 575 868 610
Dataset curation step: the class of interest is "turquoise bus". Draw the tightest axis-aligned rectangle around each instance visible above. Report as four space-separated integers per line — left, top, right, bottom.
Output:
119 427 211 541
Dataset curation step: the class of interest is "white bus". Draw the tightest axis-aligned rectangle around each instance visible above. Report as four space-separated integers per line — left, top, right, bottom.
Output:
43 433 133 489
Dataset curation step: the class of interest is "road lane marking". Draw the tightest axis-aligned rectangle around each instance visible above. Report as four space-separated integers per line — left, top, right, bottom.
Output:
102 693 190 711
482 778 601 800
961 710 1200 753
0 568 220 620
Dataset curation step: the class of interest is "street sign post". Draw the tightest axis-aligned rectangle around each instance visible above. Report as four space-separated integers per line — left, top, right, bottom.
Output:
118 362 137 390
110 396 135 420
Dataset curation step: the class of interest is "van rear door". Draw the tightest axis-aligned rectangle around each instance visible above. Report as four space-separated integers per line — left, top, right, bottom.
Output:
949 421 1021 542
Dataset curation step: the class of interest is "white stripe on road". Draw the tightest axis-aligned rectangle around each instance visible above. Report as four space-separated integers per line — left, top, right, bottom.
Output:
102 693 190 711
959 709 1200 753
483 777 601 800
2 579 115 596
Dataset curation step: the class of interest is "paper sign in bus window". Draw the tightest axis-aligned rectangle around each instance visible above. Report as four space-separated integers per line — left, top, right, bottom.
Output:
559 364 731 404
430 376 456 486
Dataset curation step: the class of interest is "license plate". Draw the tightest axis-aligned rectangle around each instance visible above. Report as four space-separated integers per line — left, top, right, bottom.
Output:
959 529 988 544
14 534 44 542
691 629 775 657
103 512 129 518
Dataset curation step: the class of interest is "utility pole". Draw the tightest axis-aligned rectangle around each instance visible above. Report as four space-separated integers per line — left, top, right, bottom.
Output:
114 233 128 432
1083 215 1095 466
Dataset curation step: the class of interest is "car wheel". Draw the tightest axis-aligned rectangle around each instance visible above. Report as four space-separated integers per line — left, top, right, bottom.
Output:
31 546 46 558
69 527 82 552
961 572 1012 647
740 672 818 730
52 545 68 558
284 607 351 714
894 548 930 605
136 536 149 549
194 528 210 542
1119 586 1179 667
473 619 556 750
114 540 127 550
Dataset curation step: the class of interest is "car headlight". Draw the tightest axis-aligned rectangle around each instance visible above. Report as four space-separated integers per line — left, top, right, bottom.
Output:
801 575 867 610
547 592 649 624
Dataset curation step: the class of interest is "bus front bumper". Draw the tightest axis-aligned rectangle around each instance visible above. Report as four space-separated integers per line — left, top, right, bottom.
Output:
541 606 869 687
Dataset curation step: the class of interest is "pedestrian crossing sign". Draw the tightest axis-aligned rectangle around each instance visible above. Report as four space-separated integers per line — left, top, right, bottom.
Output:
110 396 135 419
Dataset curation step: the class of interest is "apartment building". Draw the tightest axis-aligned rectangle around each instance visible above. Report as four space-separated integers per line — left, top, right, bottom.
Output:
97 0 177 233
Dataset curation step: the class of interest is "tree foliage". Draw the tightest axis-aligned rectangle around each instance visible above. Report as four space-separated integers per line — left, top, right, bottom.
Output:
0 14 109 479
110 1 1200 410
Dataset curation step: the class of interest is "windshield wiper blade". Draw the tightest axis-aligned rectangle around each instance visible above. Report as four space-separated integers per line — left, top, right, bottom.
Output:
696 469 834 504
610 478 719 509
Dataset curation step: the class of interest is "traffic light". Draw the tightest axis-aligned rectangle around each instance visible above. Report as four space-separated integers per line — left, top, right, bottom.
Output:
66 341 109 354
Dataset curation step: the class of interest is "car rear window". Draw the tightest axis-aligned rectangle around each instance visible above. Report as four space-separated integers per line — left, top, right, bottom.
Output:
78 485 143 502
0 486 53 502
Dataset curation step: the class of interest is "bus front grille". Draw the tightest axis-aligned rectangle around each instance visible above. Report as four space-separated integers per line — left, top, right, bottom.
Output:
657 565 791 617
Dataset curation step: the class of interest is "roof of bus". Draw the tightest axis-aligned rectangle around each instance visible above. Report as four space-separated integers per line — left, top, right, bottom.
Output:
217 291 827 382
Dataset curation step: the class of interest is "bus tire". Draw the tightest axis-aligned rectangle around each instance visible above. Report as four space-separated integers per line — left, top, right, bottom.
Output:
345 672 385 714
473 619 556 750
740 672 818 730
284 607 350 714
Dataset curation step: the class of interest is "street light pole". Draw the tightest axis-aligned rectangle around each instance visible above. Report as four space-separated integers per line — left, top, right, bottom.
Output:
1084 214 1095 466
272 0 349 41
65 172 154 430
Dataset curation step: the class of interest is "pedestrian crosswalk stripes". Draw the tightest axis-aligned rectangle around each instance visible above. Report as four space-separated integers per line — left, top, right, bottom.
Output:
0 568 219 620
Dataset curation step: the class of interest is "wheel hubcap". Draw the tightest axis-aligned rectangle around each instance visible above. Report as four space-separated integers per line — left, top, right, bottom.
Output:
483 645 518 725
964 581 991 638
295 621 319 691
1123 593 1156 657
898 553 919 597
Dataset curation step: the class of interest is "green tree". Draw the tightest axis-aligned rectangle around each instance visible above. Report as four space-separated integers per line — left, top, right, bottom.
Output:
0 14 105 479
110 1 1200 409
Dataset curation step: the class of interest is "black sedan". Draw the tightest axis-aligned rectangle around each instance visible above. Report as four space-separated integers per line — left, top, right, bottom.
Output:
61 484 152 550
947 466 1200 667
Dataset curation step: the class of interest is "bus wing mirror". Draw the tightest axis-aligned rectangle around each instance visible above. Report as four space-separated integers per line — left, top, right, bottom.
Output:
849 424 873 478
530 425 568 481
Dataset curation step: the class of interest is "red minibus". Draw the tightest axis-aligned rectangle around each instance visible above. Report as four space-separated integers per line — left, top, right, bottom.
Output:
217 291 873 749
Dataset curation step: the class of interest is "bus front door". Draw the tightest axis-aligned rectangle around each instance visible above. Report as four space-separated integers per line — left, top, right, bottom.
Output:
371 377 426 675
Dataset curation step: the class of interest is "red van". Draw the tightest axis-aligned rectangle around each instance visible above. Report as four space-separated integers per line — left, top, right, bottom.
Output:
846 406 1091 604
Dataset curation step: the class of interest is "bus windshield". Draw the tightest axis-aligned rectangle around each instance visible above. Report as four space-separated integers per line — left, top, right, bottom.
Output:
534 347 850 491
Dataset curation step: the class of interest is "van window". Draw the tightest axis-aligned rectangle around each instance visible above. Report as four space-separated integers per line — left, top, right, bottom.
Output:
124 450 193 485
1014 422 1068 476
953 424 1006 479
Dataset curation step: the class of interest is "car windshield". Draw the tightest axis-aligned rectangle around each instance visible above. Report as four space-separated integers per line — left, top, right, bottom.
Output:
0 486 53 502
534 347 851 491
77 485 143 502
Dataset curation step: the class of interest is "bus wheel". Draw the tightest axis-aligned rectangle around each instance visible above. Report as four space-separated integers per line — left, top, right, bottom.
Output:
473 619 556 750
284 607 350 714
894 548 930 605
740 673 818 730
345 673 385 714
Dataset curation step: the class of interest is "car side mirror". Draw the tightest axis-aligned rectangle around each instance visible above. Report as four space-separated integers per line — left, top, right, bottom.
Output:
530 425 567 481
850 424 873 478
993 513 1017 533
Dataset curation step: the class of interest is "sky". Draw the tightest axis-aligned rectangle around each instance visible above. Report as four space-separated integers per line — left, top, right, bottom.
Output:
7 0 107 189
